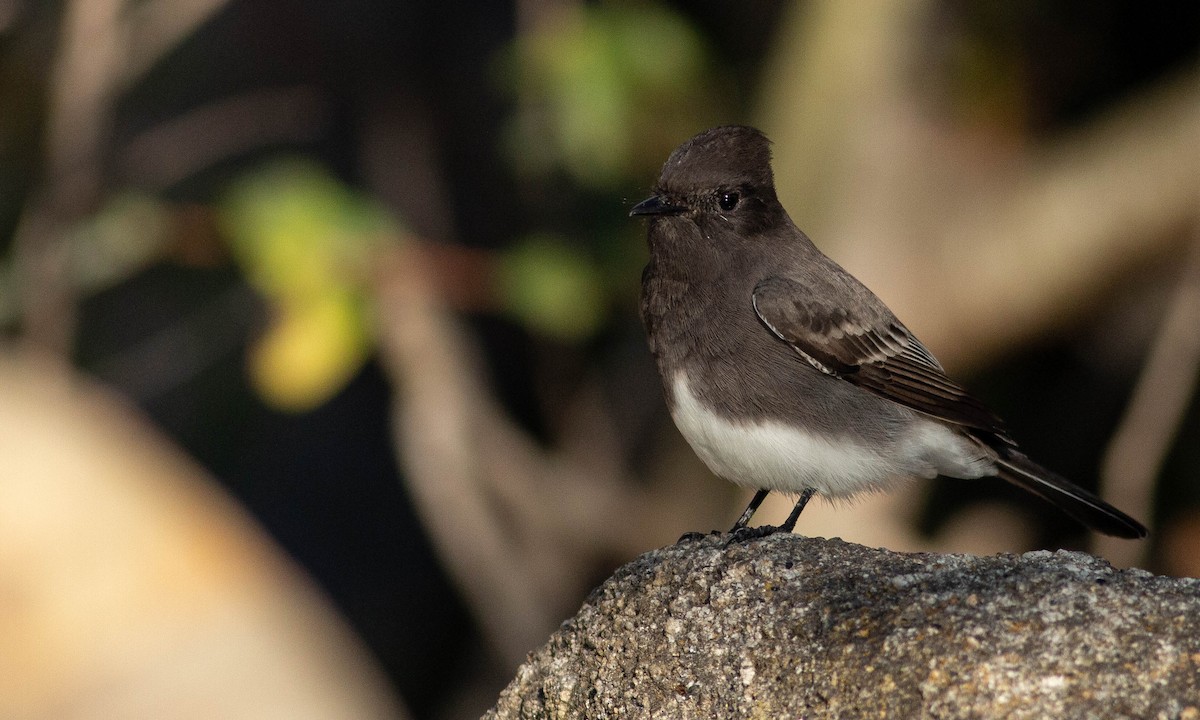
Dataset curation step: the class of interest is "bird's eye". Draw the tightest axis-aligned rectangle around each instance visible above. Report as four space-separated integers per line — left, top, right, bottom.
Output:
718 191 740 211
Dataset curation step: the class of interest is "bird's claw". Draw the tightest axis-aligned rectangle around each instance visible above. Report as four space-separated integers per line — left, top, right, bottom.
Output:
724 524 786 546
677 529 722 543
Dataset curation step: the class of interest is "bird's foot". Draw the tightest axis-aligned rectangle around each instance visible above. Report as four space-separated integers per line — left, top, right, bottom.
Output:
677 529 722 544
724 524 787 545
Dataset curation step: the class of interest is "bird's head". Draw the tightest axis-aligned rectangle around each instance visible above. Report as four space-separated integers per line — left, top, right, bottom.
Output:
630 125 782 237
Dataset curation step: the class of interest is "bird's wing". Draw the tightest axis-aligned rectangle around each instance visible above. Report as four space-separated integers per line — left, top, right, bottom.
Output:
752 275 1012 441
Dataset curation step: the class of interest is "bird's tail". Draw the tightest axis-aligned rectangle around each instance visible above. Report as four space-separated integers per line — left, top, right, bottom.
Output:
995 451 1147 539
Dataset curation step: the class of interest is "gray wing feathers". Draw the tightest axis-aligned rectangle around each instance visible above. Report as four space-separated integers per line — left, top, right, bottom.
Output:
752 275 1012 440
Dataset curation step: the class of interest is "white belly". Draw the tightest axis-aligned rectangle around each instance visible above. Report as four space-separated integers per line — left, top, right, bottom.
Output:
669 374 993 498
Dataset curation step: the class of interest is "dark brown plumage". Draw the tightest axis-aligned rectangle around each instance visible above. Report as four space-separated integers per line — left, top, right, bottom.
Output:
632 125 1146 539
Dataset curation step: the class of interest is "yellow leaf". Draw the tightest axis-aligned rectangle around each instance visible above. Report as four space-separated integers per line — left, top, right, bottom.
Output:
249 293 371 412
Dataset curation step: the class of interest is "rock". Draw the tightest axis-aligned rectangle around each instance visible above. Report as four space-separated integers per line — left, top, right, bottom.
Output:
0 355 405 720
486 533 1200 719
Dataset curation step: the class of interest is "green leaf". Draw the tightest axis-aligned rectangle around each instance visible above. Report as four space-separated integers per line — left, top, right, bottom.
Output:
497 234 607 341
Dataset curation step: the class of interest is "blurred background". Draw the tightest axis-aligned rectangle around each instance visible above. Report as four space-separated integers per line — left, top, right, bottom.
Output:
0 0 1197 717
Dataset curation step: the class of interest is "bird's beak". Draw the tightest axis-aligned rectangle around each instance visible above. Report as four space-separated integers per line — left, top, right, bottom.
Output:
630 195 685 218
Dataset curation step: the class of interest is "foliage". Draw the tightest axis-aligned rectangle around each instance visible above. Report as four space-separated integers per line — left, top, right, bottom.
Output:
497 234 607 341
218 159 396 411
500 3 723 189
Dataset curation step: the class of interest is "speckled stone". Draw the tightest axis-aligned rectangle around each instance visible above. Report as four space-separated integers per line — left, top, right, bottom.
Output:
485 534 1200 720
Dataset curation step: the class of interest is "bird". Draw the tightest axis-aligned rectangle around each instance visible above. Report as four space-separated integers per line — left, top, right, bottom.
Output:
630 124 1146 540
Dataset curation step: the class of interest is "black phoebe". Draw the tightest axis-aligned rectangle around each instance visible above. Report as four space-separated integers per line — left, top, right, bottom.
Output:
631 125 1146 539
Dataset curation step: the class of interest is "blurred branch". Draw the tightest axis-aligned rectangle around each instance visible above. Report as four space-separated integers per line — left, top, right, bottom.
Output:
765 1 1200 368
375 243 717 667
121 0 232 87
357 97 457 244
90 283 261 404
116 87 331 190
377 244 592 663
1097 230 1200 566
0 2 19 33
11 0 124 354
931 69 1200 365
758 0 1200 555
10 0 241 354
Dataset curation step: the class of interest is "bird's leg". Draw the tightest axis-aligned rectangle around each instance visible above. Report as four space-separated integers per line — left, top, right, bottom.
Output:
678 490 769 543
681 490 769 544
729 489 770 533
779 487 816 533
726 487 816 545
725 489 784 544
